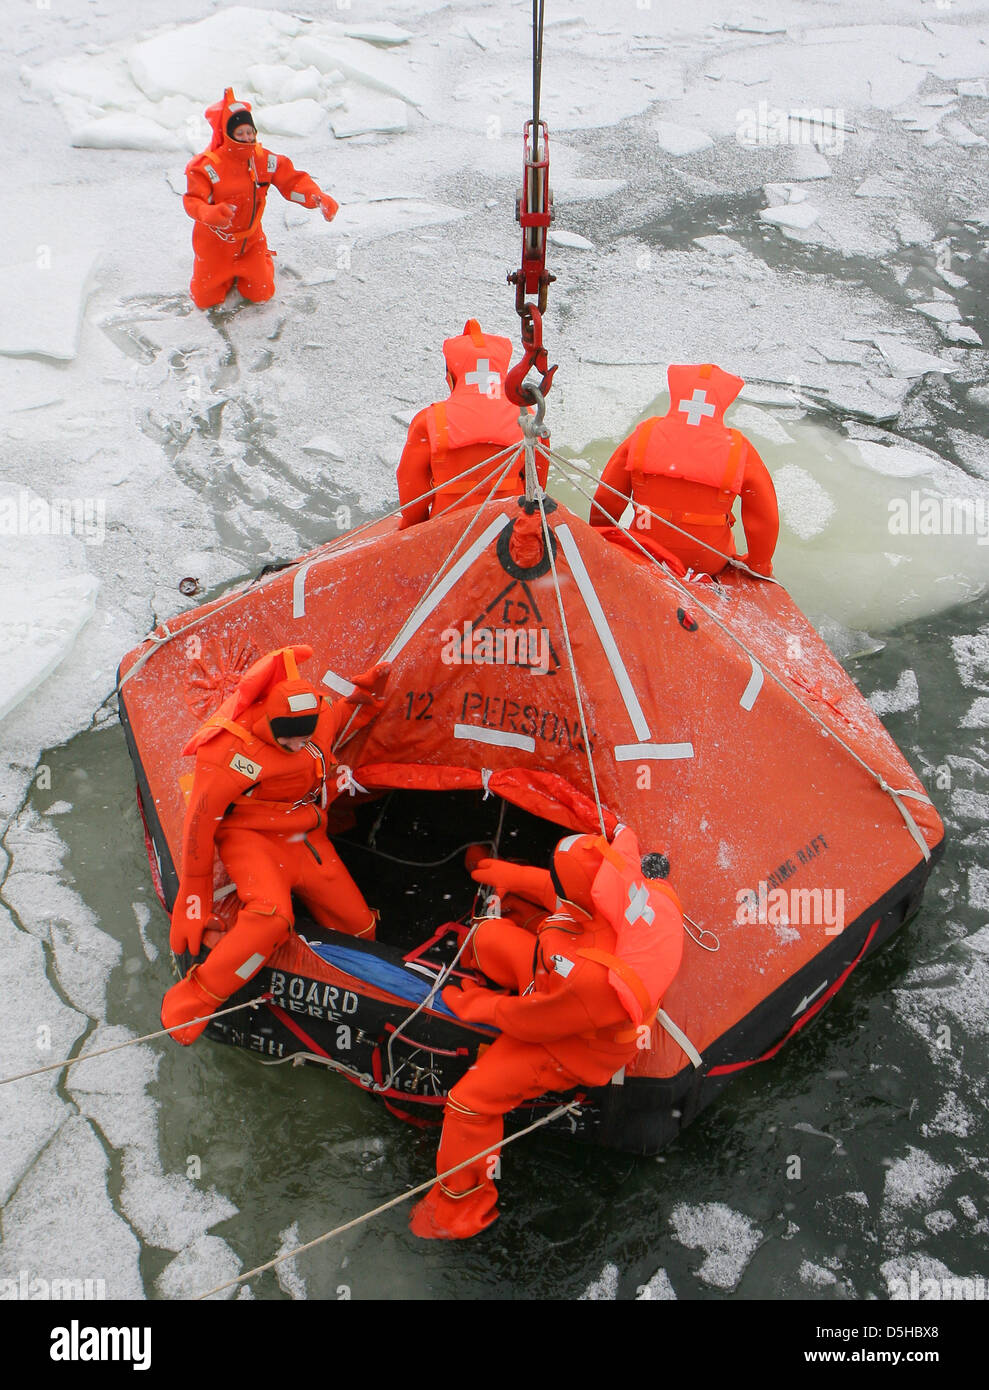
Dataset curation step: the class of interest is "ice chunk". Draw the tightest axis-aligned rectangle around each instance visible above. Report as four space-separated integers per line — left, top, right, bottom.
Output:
0 1115 143 1299
786 146 832 180
669 1202 763 1291
636 1268 677 1299
850 440 940 478
868 669 920 716
654 122 713 156
855 177 905 199
958 80 988 98
129 9 304 103
325 200 467 243
943 119 986 147
279 66 324 104
727 403 794 446
941 324 982 346
760 202 820 230
579 1263 619 1299
255 99 328 138
799 1261 838 1287
692 235 744 257
342 22 413 46
773 463 836 540
0 252 99 362
156 1235 243 1300
549 230 595 250
915 301 961 324
244 63 298 102
70 113 184 152
295 34 426 107
0 509 99 724
882 1147 953 1212
331 96 407 138
302 437 345 461
275 1222 307 1299
871 335 958 378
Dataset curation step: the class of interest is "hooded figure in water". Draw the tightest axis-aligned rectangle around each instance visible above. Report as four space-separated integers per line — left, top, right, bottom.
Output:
183 88 339 309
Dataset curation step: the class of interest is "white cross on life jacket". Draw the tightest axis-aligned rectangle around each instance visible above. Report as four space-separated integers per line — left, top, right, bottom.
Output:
625 881 655 927
464 359 502 397
678 388 716 427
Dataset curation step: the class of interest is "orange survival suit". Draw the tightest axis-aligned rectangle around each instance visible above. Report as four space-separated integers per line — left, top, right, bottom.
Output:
409 828 684 1239
160 645 388 1044
183 89 339 310
397 319 549 528
590 364 779 577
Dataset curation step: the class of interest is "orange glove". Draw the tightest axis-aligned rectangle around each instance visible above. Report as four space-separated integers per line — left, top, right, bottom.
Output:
199 202 235 229
349 662 391 704
169 876 214 955
319 193 339 223
468 858 556 911
442 981 500 1027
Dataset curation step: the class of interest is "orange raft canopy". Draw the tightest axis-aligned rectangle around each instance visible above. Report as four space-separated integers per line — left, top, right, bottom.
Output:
118 492 943 1153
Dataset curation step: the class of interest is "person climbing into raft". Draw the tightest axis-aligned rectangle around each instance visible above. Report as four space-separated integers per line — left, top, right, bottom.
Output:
183 88 339 310
589 363 780 578
409 827 684 1239
397 318 550 528
161 645 389 1045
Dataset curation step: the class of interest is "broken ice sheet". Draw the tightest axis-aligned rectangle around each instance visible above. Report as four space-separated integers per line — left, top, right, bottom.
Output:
669 1202 763 1291
0 252 100 362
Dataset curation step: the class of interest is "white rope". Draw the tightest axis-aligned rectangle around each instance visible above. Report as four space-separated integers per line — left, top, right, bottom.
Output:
552 457 934 862
534 490 608 837
195 1099 580 1299
0 995 271 1086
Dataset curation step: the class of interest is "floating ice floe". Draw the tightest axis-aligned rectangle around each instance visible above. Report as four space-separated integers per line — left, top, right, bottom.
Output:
0 252 99 362
156 1235 243 1301
635 1268 677 1299
870 334 959 379
760 202 820 231
70 113 186 151
943 118 987 147
786 146 832 180
579 1262 619 1300
330 95 408 138
669 1202 763 1291
256 99 331 138
130 9 304 103
868 668 920 716
548 230 595 251
915 301 962 324
654 122 714 156
773 463 836 540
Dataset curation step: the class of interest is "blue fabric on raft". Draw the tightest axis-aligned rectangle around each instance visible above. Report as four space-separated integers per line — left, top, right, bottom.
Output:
307 940 460 1020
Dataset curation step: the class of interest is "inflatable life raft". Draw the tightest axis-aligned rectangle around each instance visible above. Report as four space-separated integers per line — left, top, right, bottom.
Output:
118 493 944 1155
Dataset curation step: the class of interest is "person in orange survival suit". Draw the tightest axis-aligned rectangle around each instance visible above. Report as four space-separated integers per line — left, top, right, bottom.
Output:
396 318 550 528
589 363 780 577
161 644 389 1045
184 88 340 310
409 827 684 1239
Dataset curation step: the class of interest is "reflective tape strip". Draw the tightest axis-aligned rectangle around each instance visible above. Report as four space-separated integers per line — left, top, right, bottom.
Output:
610 1067 625 1087
384 514 512 661
204 164 219 183
288 693 318 712
739 656 764 712
656 1009 704 1068
268 153 277 173
234 953 266 981
290 191 307 204
555 525 651 740
292 561 314 618
454 724 536 753
614 742 694 761
320 668 357 697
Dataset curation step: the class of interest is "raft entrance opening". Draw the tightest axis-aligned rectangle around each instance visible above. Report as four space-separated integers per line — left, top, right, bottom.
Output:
316 788 567 956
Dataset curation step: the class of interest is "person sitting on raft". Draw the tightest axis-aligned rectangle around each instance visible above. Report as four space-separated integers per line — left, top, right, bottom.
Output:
589 363 779 577
161 645 389 1045
409 827 684 1240
396 318 549 528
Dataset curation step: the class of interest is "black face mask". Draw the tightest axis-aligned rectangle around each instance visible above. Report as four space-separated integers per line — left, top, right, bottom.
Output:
269 713 318 740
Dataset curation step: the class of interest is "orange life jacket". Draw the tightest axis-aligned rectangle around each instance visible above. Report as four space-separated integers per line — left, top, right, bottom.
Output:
629 363 749 529
423 319 529 502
